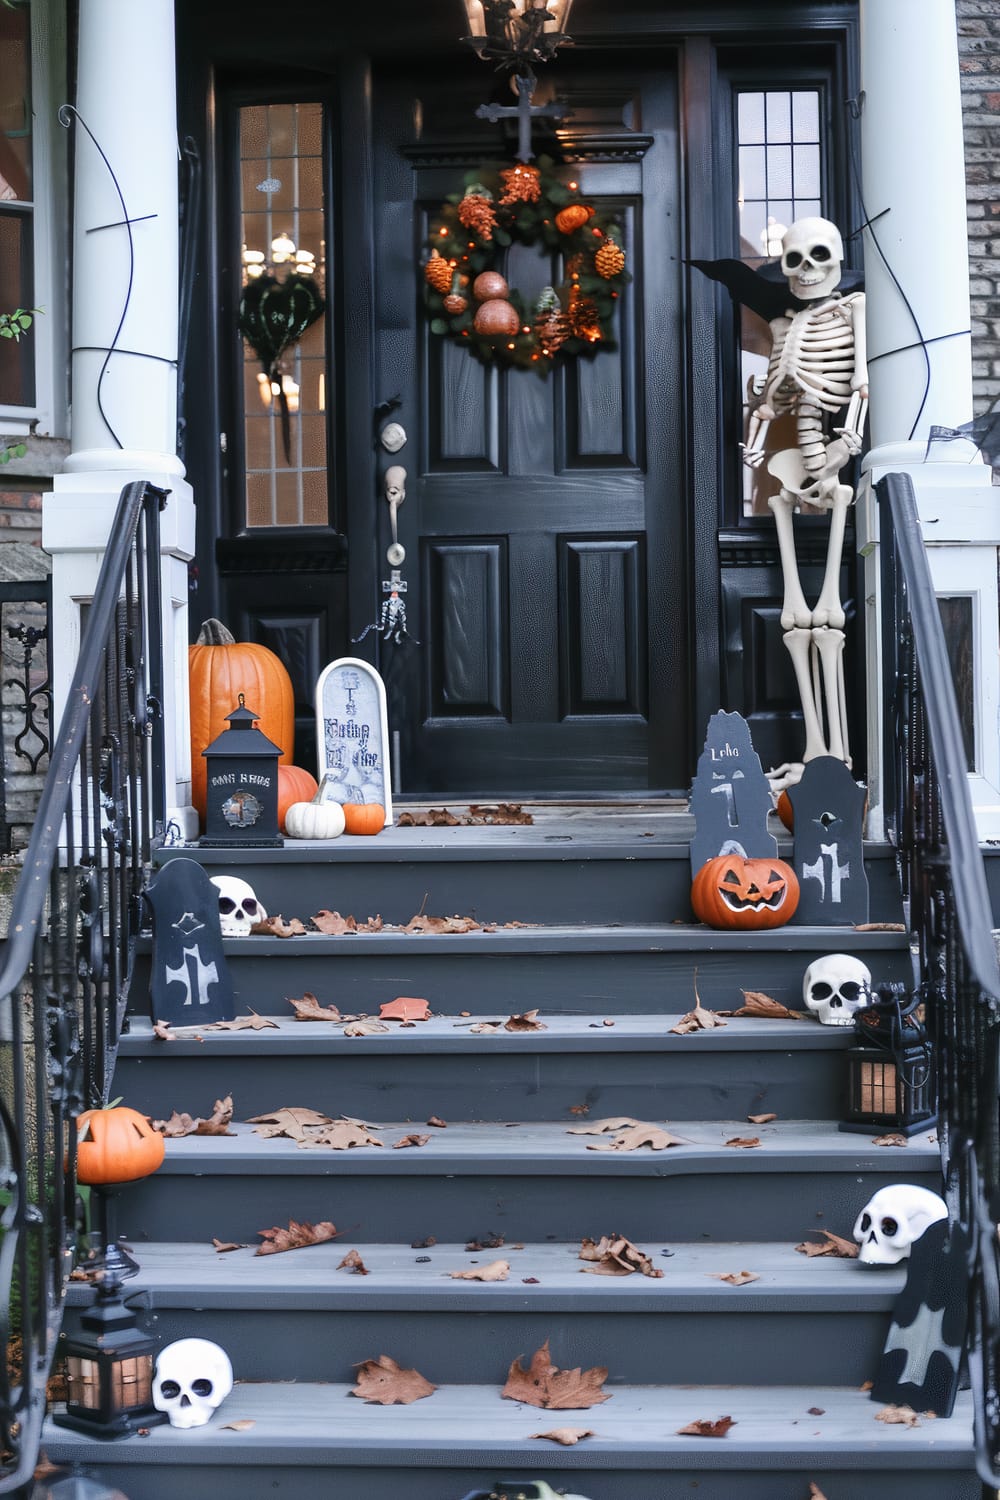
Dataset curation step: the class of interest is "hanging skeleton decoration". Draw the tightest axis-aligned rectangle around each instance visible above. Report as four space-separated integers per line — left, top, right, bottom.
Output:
741 217 867 792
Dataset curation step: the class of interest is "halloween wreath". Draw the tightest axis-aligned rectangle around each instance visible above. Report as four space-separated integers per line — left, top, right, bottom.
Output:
422 157 629 374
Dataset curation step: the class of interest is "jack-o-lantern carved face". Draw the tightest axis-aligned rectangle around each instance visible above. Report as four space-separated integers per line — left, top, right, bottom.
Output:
691 854 800 930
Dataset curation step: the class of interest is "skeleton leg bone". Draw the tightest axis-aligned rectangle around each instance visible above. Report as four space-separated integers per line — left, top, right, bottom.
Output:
784 626 831 763
769 488 815 629
811 483 853 630
813 625 850 765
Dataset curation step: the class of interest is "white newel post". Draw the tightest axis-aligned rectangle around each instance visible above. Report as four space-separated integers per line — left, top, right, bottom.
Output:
857 0 1000 839
44 0 198 839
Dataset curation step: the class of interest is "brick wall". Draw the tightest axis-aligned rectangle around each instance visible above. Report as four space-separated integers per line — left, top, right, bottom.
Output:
957 0 1000 412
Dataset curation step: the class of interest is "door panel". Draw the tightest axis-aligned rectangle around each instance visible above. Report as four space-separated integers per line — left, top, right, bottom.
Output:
368 60 687 796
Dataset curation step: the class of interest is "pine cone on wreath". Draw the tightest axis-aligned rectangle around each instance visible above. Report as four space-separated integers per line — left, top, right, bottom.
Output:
425 251 454 293
534 305 570 358
568 288 602 344
458 186 497 241
595 239 626 279
499 163 542 205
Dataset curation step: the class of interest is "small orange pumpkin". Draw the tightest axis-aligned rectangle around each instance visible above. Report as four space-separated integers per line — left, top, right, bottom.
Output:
555 203 594 234
277 764 319 832
775 791 794 831
76 1105 165 1185
691 854 800 931
343 802 386 836
473 299 521 337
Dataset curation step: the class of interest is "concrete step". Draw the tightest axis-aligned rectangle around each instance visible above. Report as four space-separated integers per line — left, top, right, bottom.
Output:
114 1118 940 1245
116 1013 858 1122
67 1240 905 1387
42 1381 977 1500
128 924 912 1019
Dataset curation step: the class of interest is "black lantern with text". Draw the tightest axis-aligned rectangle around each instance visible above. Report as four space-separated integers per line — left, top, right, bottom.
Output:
840 981 936 1136
54 1270 164 1438
200 694 282 848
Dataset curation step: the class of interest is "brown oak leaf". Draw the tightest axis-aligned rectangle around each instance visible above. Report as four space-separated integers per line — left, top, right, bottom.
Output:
248 1107 334 1141
255 1219 341 1255
397 808 461 826
725 1136 762 1149
579 1234 664 1279
465 1233 505 1251
338 1249 370 1275
708 1270 760 1286
311 910 385 934
393 1134 430 1149
530 1427 594 1446
212 1238 246 1253
380 997 431 1021
795 1230 859 1259
343 1018 391 1036
403 913 480 934
676 1415 736 1437
502 1340 610 1410
153 1095 234 1137
287 992 342 1021
720 990 802 1020
426 1115 447 1128
567 1116 644 1135
875 1404 920 1427
872 1132 908 1147
670 993 727 1034
298 1120 383 1149
252 915 307 937
504 1009 547 1031
748 1112 777 1124
468 1021 502 1034
587 1124 685 1152
449 1259 510 1281
351 1354 436 1405
208 1011 279 1031
468 803 534 825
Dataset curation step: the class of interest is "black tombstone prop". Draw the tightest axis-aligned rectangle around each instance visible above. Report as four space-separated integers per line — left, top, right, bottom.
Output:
871 1217 969 1418
689 710 777 877
787 757 868 925
201 695 283 848
144 857 235 1025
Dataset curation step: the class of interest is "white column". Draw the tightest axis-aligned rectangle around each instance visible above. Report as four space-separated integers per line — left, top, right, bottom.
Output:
46 0 197 839
857 0 1000 838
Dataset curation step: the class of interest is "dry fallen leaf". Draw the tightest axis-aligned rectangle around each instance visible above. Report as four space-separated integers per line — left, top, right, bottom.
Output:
795 1230 859 1259
343 1018 391 1037
298 1120 383 1150
579 1234 664 1279
351 1354 436 1405
252 915 307 937
465 1233 505 1251
221 1419 256 1432
855 922 906 932
338 1249 370 1275
287 992 342 1022
152 1019 176 1040
719 990 802 1020
530 1427 594 1446
725 1136 762 1149
670 974 727 1034
873 1132 908 1147
807 1407 826 1416
505 1009 547 1032
212 1238 246 1253
380 996 431 1021
255 1219 341 1256
809 1486 829 1500
449 1259 510 1282
587 1124 685 1152
311 910 385 934
403 913 480 934
708 1270 760 1286
502 1339 610 1410
426 1115 448 1128
468 1021 502 1034
393 1133 430 1149
209 1011 279 1032
875 1404 920 1427
152 1095 235 1137
568 1103 591 1117
248 1107 335 1141
397 807 461 826
748 1112 777 1124
676 1415 736 1437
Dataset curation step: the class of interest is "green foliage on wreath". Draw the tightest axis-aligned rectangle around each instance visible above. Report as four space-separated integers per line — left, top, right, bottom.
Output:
422 157 629 375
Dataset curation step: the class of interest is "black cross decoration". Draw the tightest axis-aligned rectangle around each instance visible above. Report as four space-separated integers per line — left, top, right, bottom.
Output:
475 74 570 164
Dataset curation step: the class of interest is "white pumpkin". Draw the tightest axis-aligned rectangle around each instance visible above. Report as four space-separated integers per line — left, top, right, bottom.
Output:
284 799 346 840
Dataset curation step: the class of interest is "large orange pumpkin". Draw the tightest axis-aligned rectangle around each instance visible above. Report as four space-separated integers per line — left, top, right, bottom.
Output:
691 854 799 931
189 619 295 822
343 802 386 836
277 765 319 832
76 1105 165 1185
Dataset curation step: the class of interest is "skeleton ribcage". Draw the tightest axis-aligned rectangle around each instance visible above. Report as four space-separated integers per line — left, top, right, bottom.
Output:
765 301 856 416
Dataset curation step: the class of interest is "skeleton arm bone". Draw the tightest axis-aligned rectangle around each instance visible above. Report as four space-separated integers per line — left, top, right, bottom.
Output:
848 293 867 396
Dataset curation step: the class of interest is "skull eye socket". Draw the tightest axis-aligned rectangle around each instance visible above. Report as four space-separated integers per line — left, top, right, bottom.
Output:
811 982 833 1000
159 1380 181 1400
840 982 861 1001
240 899 259 916
859 1213 872 1233
880 1216 899 1237
810 244 832 262
192 1379 214 1398
217 897 237 914
785 250 803 268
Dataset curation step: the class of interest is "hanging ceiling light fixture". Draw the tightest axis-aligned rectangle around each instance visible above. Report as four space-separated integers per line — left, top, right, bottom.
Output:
460 0 575 76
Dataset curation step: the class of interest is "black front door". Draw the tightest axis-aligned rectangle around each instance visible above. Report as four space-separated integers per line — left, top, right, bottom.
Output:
361 58 689 798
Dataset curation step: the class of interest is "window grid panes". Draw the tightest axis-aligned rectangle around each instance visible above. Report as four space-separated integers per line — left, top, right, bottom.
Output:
737 88 823 516
239 102 328 528
0 1 35 408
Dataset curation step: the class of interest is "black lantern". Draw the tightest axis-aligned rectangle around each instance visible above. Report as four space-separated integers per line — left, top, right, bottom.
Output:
840 982 936 1136
53 1270 164 1438
200 693 282 848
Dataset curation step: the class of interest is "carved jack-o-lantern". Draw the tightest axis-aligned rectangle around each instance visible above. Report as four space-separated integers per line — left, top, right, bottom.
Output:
691 854 800 930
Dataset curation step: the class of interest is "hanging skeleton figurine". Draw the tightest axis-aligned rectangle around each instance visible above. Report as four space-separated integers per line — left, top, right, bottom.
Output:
742 217 867 791
354 465 421 645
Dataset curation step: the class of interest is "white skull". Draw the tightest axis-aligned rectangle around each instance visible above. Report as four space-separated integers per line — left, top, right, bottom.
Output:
852 1184 948 1265
210 875 266 937
802 953 872 1026
780 216 844 301
152 1337 234 1428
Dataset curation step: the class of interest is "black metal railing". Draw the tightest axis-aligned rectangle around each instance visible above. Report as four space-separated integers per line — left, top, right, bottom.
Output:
0 480 166 1494
877 470 1000 1490
0 580 52 856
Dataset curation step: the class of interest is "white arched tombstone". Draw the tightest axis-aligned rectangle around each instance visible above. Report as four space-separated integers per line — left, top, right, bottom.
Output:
314 657 394 825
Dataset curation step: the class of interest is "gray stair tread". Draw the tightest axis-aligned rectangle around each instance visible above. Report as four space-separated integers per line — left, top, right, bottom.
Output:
87 1240 901 1311
151 1118 937 1175
121 1012 853 1054
44 1382 973 1468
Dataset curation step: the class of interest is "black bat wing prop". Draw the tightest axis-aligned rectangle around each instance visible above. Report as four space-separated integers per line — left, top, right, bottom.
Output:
689 257 863 321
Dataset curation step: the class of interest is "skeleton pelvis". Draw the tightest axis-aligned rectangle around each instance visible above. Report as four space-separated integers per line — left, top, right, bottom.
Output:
767 446 847 504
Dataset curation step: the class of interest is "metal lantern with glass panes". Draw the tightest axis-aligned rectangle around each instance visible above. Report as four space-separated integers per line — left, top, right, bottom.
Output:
200 694 283 848
460 0 574 71
840 982 936 1136
53 1270 164 1438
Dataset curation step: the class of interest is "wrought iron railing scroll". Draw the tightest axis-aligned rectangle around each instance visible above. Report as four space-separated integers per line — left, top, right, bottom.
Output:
0 480 166 1494
877 470 1000 1491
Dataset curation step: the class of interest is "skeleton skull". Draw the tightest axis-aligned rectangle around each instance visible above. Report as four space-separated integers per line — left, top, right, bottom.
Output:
802 953 872 1026
152 1337 234 1428
780 216 844 302
852 1184 948 1265
210 875 266 937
